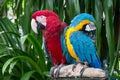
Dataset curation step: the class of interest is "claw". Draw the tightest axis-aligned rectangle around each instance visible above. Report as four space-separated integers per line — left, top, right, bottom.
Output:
72 62 87 71
72 62 78 71
50 66 57 78
80 65 88 77
55 64 64 77
84 62 89 66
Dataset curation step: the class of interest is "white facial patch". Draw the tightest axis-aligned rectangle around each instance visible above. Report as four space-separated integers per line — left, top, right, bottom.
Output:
36 16 46 26
85 22 96 31
31 19 38 33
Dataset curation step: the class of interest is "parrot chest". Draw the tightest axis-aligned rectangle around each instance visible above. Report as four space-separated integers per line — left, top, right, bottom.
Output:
44 33 66 65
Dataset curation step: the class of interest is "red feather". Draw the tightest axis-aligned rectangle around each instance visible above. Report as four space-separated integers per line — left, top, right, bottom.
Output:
43 16 67 66
32 10 58 20
32 10 67 66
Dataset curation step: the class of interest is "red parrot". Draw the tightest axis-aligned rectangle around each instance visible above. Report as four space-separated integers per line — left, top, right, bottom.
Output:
31 10 67 66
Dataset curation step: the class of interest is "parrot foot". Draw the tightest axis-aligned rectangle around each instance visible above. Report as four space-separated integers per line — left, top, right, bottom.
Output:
55 64 64 77
72 62 77 71
72 62 88 72
80 65 88 77
50 66 57 78
50 64 64 78
83 62 89 66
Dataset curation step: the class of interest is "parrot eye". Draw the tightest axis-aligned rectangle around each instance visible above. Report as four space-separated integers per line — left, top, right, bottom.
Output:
36 16 46 26
40 15 45 19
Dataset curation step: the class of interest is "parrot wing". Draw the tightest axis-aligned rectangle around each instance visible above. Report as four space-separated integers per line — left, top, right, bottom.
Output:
42 37 53 64
60 33 76 64
66 31 102 69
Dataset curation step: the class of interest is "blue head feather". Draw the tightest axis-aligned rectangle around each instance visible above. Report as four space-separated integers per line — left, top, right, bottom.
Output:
69 13 95 27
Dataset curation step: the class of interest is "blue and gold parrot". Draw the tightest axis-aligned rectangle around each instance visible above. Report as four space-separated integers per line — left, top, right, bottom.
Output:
61 13 102 69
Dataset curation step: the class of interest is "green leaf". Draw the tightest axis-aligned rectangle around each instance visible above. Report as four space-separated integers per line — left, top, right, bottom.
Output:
2 57 16 75
26 34 47 71
22 0 31 34
102 0 115 76
20 35 28 45
0 54 8 59
15 0 22 18
43 71 50 77
66 0 80 20
0 47 8 54
0 17 21 50
15 56 43 76
117 32 120 50
94 0 103 57
21 70 35 80
2 55 44 77
85 0 90 13
46 0 53 10
8 60 17 74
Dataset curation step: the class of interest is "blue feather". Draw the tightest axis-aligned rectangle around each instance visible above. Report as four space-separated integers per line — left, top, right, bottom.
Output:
70 13 95 27
63 31 102 69
60 33 75 64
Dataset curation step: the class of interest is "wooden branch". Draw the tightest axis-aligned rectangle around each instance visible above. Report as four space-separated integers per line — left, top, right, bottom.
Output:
52 77 106 80
50 63 106 78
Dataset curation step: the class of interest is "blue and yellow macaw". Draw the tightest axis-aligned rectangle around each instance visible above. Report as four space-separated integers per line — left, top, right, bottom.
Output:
61 13 102 69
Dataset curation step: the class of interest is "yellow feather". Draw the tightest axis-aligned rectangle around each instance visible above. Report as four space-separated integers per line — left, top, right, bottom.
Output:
75 20 90 30
65 20 90 62
65 28 80 61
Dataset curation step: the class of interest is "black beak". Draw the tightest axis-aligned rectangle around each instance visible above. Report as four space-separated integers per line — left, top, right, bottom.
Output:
36 21 45 30
85 30 96 43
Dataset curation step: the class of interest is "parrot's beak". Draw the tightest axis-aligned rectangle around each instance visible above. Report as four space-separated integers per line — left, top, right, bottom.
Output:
36 20 45 30
31 19 38 33
31 19 45 34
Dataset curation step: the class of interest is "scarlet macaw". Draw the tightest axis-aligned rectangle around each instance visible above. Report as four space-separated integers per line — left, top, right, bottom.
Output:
31 10 67 66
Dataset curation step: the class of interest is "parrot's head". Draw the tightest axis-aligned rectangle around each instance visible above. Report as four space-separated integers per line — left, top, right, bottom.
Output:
70 13 96 42
31 10 59 34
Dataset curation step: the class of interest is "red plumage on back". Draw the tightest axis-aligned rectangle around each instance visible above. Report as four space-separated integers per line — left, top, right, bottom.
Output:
31 10 67 66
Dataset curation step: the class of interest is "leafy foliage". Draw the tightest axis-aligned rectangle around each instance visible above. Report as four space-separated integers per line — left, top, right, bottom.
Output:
0 0 120 80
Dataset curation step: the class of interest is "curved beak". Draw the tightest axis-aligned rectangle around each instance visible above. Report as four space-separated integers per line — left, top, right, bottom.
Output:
36 20 45 30
31 19 45 34
31 19 38 33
